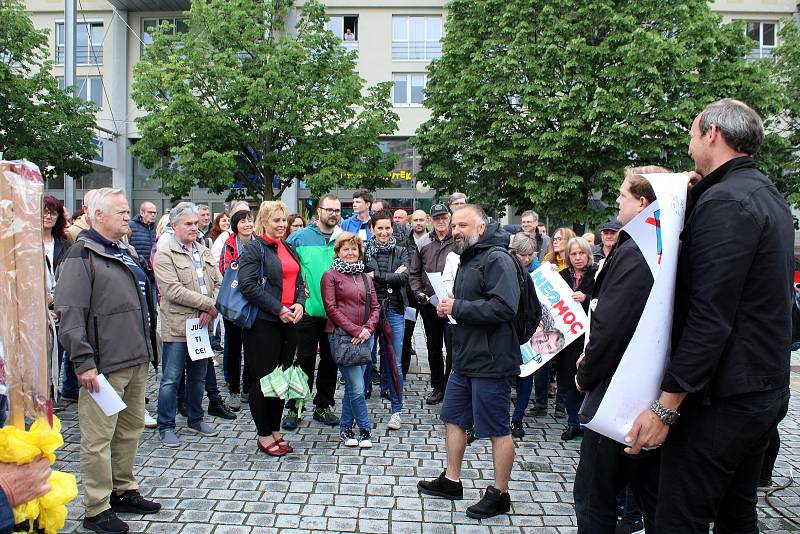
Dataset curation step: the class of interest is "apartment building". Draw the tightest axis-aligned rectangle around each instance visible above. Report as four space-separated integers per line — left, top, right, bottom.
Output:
24 0 797 217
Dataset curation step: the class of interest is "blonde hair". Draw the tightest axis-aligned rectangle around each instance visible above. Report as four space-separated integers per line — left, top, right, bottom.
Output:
548 227 576 264
333 231 364 259
566 236 595 267
254 200 289 236
155 213 170 238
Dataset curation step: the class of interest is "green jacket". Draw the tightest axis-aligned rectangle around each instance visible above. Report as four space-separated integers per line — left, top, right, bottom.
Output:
287 223 342 317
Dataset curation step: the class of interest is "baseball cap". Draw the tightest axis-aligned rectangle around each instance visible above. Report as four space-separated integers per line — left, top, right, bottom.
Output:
430 203 449 217
599 221 621 232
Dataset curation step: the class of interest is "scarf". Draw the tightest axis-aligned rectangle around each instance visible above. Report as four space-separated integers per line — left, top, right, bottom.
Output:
332 257 364 274
365 236 396 262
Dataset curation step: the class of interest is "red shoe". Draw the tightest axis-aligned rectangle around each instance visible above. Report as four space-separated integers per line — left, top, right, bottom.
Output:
277 438 293 453
257 440 286 457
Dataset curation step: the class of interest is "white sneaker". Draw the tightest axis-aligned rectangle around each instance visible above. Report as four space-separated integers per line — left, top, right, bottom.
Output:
144 409 157 429
226 393 241 411
387 412 401 430
358 430 373 449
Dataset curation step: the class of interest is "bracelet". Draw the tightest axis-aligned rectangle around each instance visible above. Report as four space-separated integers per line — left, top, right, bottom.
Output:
649 400 680 426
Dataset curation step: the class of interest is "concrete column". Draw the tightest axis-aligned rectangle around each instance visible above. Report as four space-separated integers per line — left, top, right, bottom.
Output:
110 9 131 200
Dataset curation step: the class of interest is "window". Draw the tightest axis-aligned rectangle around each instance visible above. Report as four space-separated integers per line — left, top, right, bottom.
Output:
142 18 189 51
56 22 103 65
743 20 777 59
392 16 442 60
393 73 426 106
57 76 104 108
326 15 359 41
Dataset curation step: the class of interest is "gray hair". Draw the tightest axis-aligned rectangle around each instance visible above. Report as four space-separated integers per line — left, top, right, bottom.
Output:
566 236 595 267
229 200 250 215
169 201 200 226
196 204 210 212
520 210 539 222
87 188 125 224
459 203 489 226
449 192 467 204
511 232 537 256
699 98 763 155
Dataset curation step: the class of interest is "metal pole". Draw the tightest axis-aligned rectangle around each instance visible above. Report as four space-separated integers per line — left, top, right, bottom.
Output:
63 0 76 212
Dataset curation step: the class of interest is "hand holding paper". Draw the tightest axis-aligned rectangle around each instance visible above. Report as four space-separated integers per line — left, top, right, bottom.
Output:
89 374 127 416
426 272 456 324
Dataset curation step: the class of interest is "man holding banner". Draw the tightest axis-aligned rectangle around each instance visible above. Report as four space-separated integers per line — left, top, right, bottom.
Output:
624 99 793 532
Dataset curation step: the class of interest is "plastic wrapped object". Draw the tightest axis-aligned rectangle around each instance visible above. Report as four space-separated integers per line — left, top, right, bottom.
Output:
0 161 51 428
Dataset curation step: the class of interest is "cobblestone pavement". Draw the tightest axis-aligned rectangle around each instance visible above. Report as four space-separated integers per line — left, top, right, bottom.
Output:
53 326 800 533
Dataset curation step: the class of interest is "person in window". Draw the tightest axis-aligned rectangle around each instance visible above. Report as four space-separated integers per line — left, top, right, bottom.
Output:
344 28 356 41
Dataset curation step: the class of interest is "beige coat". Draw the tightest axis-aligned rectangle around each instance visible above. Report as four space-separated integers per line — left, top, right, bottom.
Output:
154 236 221 342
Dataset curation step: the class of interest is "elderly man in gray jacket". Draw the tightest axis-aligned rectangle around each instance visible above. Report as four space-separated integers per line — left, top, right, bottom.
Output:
56 187 161 534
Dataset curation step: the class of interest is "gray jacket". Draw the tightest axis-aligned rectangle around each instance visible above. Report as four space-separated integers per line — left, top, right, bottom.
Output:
55 234 158 375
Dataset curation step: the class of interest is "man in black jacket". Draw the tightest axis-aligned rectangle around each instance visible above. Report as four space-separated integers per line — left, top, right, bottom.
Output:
624 99 793 532
573 170 666 533
417 205 520 520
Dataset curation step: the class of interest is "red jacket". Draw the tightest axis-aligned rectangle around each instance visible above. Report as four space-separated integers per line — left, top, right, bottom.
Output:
321 269 380 336
220 232 259 273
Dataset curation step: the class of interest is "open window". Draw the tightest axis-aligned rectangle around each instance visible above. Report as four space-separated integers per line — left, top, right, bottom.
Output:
327 15 359 41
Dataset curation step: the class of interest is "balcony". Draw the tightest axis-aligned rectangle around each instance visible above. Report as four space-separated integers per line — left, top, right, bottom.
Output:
747 47 773 60
56 44 103 65
392 41 442 61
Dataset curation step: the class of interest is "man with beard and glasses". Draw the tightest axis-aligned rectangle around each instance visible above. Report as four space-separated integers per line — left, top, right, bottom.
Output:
417 205 521 520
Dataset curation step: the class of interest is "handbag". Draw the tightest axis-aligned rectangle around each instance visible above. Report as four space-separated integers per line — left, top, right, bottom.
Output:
332 272 373 367
215 242 264 329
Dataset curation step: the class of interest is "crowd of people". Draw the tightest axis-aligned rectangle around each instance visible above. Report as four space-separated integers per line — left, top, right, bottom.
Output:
0 98 796 534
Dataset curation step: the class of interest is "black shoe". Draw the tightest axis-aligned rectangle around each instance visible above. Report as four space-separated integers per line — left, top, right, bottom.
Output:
757 478 774 488
425 390 444 405
211 342 224 352
417 470 463 500
371 367 380 385
177 401 187 417
525 406 548 417
110 489 161 515
554 404 566 418
615 516 645 534
466 428 478 445
466 486 511 519
313 406 340 426
561 426 584 441
83 509 130 534
380 390 391 400
511 420 525 439
208 401 236 420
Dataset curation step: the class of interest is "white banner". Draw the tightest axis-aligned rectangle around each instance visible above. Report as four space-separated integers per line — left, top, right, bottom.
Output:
186 318 213 361
519 266 589 377
582 173 688 445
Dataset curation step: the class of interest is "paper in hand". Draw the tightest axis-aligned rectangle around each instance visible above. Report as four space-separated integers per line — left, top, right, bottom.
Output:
89 374 127 416
426 272 456 324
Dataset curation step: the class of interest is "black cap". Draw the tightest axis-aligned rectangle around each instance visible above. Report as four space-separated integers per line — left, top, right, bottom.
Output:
599 221 621 232
430 203 449 217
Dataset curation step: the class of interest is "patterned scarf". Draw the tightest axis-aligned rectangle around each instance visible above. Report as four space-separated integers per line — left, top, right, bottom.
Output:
332 257 364 274
365 236 396 262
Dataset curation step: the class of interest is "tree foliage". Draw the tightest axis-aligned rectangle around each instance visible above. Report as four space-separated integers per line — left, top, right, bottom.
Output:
132 0 398 202
0 0 97 179
770 20 800 211
414 0 786 229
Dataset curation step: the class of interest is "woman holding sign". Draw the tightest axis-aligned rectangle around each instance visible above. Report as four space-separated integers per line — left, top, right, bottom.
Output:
557 236 596 441
238 201 305 457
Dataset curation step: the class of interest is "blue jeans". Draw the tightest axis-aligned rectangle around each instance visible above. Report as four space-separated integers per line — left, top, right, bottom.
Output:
330 334 373 432
513 375 533 421
177 357 222 404
158 342 206 430
564 387 584 428
378 309 405 413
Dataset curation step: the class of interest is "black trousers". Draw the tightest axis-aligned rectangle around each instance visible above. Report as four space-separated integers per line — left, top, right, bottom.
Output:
223 318 251 395
419 303 451 392
656 387 789 533
242 318 296 436
574 429 659 533
288 315 337 410
401 315 416 378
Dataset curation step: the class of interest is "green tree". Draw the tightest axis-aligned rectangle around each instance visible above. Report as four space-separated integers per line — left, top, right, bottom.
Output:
132 0 398 203
414 0 785 229
770 20 800 212
0 0 97 180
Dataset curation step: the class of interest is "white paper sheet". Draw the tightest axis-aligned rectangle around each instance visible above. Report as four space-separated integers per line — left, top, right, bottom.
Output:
89 374 127 416
404 307 417 321
582 173 688 445
186 318 213 361
426 272 456 324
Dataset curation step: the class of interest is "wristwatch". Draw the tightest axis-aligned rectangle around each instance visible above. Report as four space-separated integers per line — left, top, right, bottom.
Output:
649 400 680 426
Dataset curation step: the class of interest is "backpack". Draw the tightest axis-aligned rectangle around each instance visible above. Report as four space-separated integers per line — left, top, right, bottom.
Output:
480 246 542 344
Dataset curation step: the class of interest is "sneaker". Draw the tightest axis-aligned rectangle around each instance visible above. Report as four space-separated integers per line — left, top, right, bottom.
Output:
525 405 548 417
387 412 401 430
110 490 161 515
225 393 241 412
561 426 584 441
240 391 249 403
340 428 358 447
417 470 464 500
358 429 373 448
425 390 444 405
282 412 301 430
186 421 219 436
208 401 236 420
82 509 129 534
158 429 179 448
466 428 478 445
143 410 157 429
465 485 511 519
511 420 525 439
615 517 645 534
313 406 340 426
211 342 224 352
177 401 187 418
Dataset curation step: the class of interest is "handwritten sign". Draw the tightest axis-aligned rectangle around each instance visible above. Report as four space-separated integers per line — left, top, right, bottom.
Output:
186 318 213 361
519 267 588 377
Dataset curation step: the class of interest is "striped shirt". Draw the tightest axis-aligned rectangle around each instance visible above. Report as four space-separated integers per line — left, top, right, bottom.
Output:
178 239 208 296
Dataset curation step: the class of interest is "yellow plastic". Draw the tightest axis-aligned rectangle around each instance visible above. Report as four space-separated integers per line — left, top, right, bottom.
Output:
0 416 77 533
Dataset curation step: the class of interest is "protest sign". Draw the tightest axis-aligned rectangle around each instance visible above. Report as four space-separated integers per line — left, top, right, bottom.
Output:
519 266 588 377
186 318 213 361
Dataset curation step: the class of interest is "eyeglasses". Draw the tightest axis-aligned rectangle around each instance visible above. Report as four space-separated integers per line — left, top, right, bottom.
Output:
319 208 341 215
552 236 563 242
43 210 58 217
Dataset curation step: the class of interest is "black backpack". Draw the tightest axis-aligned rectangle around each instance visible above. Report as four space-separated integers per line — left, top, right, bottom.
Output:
480 246 542 344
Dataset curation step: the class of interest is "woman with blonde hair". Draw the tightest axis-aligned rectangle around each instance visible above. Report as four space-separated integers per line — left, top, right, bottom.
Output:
543 227 576 271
